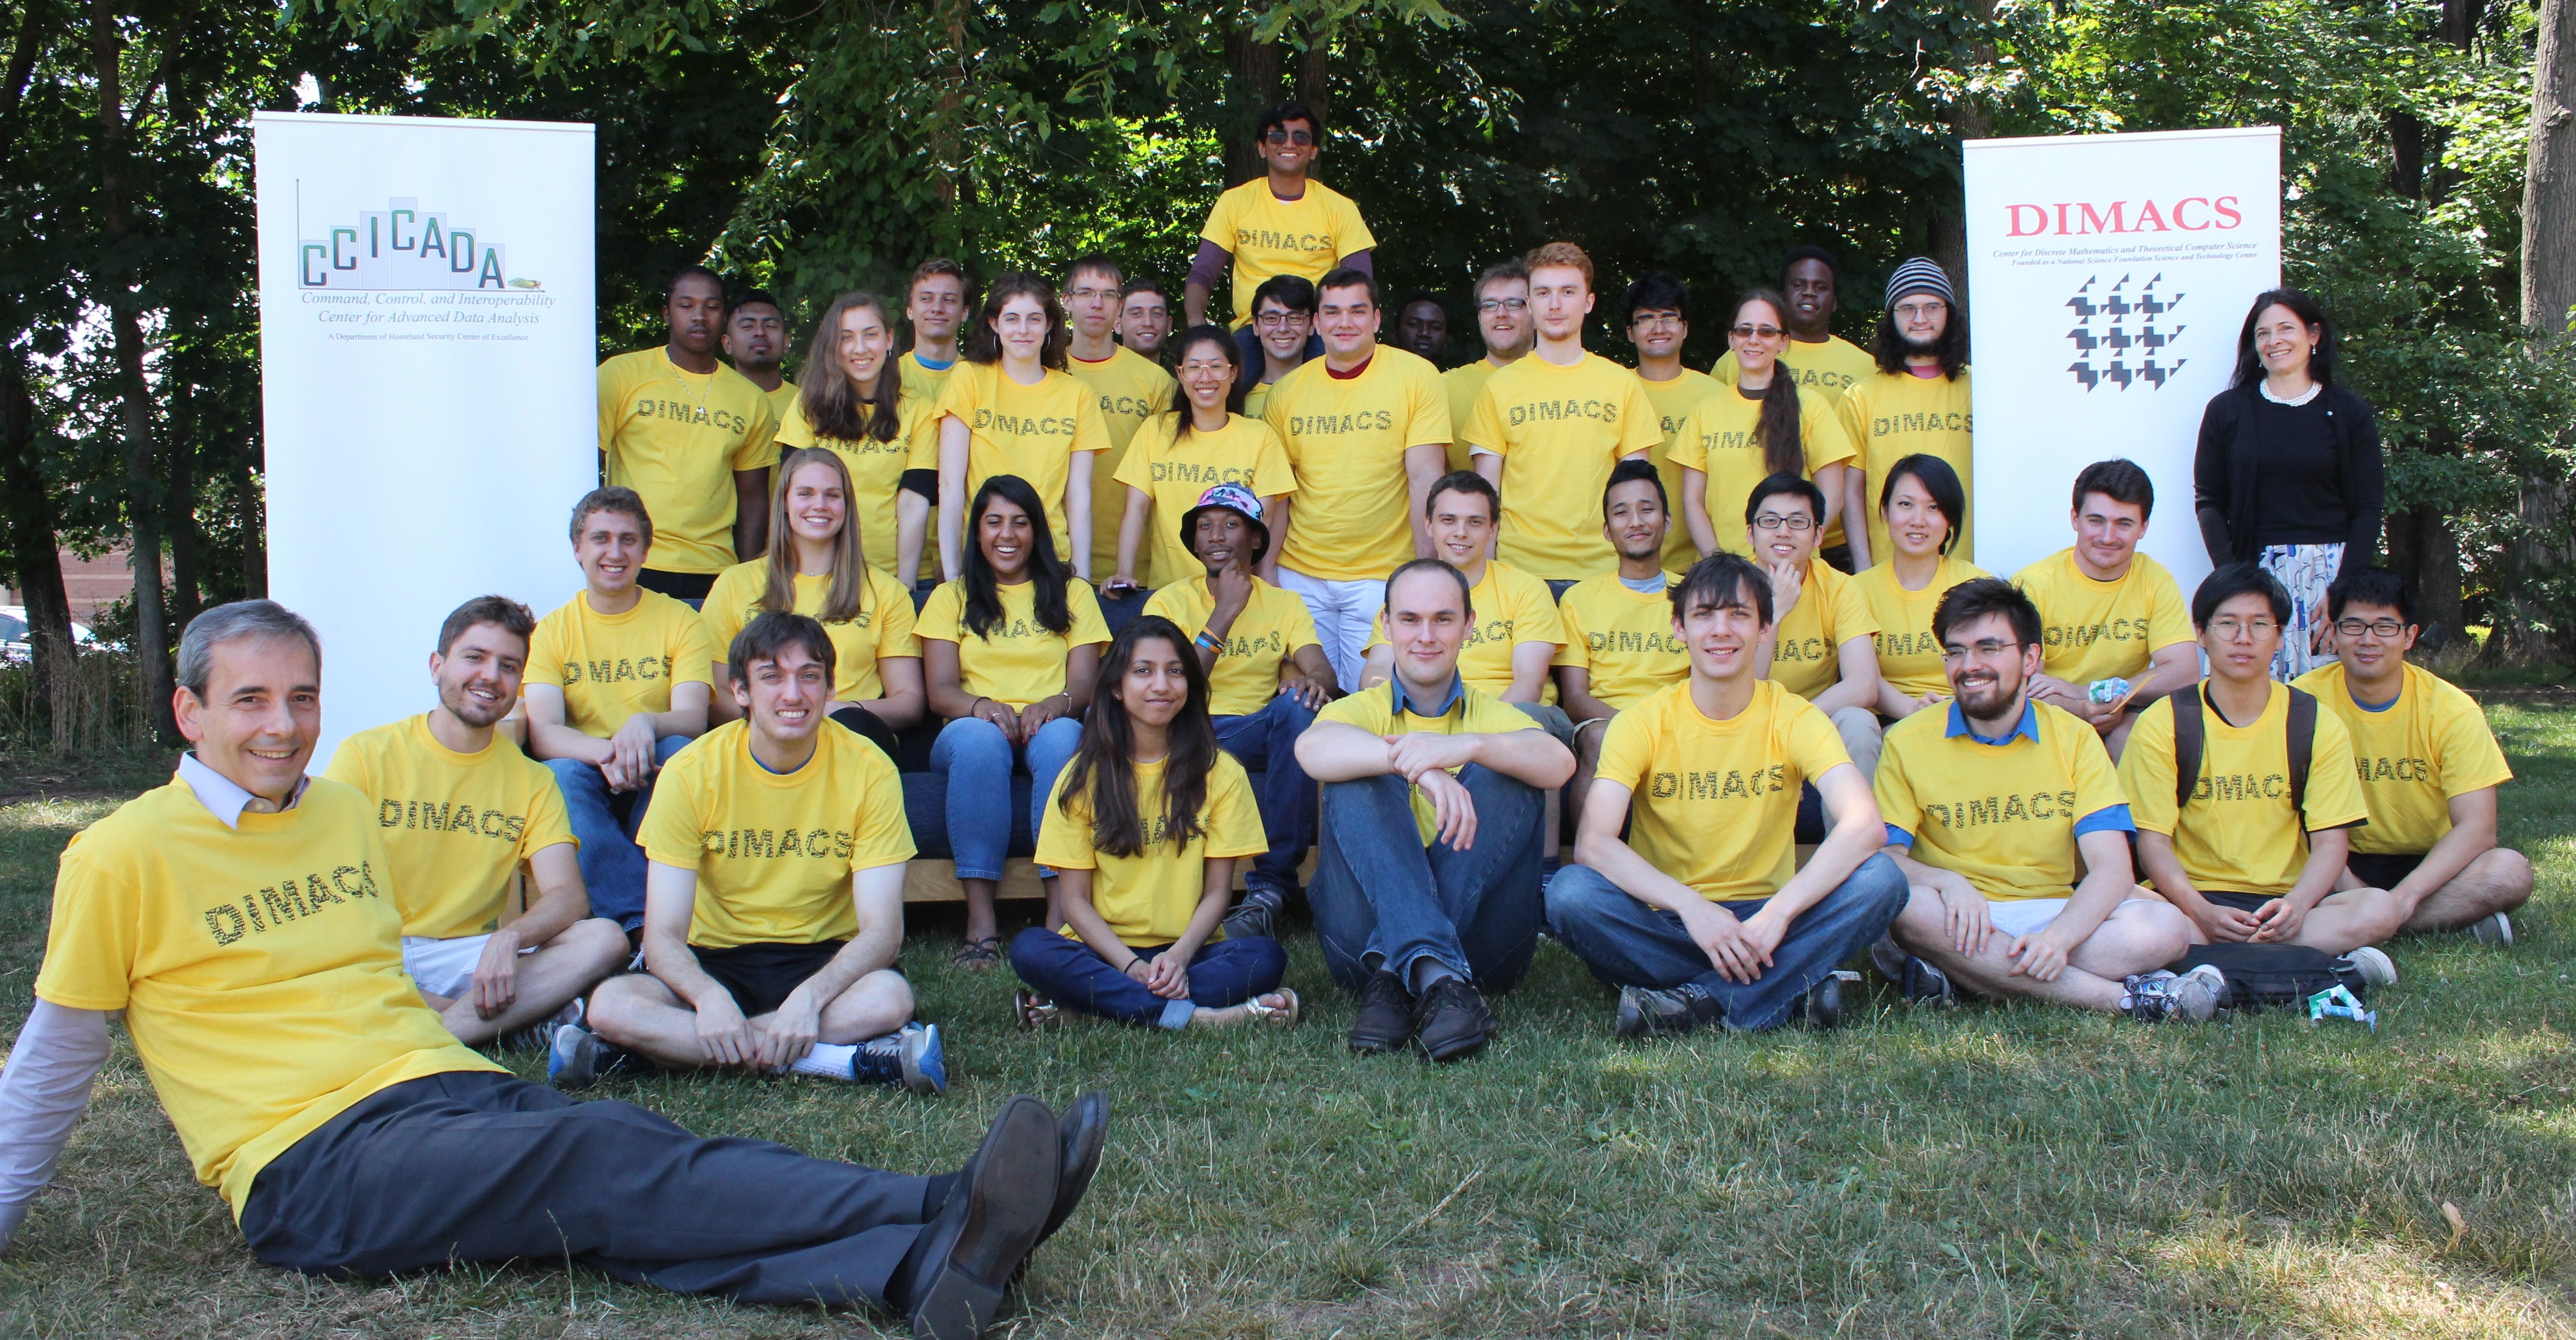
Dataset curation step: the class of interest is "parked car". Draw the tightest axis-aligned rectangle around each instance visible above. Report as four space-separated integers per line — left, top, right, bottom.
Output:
0 607 97 665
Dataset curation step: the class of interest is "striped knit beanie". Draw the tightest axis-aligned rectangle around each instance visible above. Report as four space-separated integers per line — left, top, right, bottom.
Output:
1884 257 1955 307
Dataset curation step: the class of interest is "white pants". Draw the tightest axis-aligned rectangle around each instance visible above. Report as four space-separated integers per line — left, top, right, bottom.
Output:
1279 568 1386 693
1984 895 2151 939
400 932 531 999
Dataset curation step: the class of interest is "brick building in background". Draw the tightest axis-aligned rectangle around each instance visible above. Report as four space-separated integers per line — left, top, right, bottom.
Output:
1 547 134 626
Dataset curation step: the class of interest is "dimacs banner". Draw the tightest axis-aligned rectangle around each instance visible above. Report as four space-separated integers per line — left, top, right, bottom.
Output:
1963 127 2280 593
255 112 596 763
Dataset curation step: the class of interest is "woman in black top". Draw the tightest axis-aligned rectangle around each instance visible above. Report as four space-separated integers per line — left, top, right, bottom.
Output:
2193 288 2384 678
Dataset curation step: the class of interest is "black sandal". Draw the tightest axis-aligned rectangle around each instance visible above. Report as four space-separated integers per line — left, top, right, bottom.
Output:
953 936 1002 971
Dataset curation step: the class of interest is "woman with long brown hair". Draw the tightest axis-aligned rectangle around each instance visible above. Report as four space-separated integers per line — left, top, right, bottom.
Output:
1008 616 1298 1030
1672 289 1857 560
777 291 935 587
700 447 924 758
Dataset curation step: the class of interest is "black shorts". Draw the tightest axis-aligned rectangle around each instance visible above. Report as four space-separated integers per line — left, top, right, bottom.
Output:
2199 891 2279 914
693 940 847 1016
2345 851 2424 890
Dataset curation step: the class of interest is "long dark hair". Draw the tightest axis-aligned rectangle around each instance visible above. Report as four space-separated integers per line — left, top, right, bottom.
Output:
961 474 1073 639
1871 293 1969 379
963 272 1069 369
1878 452 1967 556
2232 287 2338 388
1735 290 1807 479
799 292 904 442
1056 616 1218 857
1165 323 1247 443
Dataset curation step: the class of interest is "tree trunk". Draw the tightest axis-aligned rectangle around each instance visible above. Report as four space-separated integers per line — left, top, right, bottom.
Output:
1294 27 1328 135
238 458 264 598
2491 0 2576 664
0 353 77 749
2412 508 2465 645
92 0 176 739
1930 0 1999 287
1224 20 1282 187
165 381 199 626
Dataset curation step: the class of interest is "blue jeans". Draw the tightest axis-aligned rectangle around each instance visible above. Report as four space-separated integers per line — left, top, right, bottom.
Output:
1097 587 1153 637
1543 855 1906 1031
546 735 694 932
1212 694 1319 896
1306 766 1546 994
928 715 1083 882
1007 928 1286 1028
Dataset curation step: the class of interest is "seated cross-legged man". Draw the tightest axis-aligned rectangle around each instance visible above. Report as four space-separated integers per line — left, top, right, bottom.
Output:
2294 567 2531 942
2119 563 2408 974
1546 552 1907 1037
1294 559 1578 1062
1552 460 1689 841
1143 486 1339 939
1874 578 2224 1021
574 613 946 1095
0 600 1103 1340
323 595 628 1046
525 487 714 937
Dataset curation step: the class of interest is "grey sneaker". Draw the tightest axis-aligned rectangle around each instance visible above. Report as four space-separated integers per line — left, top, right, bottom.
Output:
2121 965 2224 1023
2343 945 2399 988
853 1023 947 1095
500 997 587 1053
1614 982 1724 1038
2466 912 2514 947
1221 887 1284 941
546 1024 605 1090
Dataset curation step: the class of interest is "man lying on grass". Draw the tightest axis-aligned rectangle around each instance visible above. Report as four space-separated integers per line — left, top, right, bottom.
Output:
1871 578 2223 1021
0 600 1103 1340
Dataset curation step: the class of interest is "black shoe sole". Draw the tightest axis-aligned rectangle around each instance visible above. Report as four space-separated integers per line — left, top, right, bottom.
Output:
1347 1030 1411 1054
908 1097 1060 1340
1418 1028 1493 1062
1039 1091 1109 1245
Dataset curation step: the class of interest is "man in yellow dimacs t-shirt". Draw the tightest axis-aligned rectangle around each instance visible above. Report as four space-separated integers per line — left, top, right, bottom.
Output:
1185 102 1375 333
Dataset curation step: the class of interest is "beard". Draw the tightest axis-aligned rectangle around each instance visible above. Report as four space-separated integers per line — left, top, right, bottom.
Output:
1954 672 2020 720
442 687 512 730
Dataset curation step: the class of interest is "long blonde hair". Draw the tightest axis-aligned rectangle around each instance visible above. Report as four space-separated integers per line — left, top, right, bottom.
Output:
762 448 869 623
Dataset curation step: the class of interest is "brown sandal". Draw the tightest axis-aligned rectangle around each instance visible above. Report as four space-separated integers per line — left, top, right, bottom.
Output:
1014 988 1061 1031
953 936 1001 971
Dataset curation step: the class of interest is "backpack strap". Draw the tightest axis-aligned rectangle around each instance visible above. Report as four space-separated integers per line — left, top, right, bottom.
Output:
2285 685 2317 817
2171 683 2205 810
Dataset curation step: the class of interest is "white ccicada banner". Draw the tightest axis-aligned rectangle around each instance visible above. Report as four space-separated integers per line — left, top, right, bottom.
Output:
255 111 596 763
1962 126 2281 593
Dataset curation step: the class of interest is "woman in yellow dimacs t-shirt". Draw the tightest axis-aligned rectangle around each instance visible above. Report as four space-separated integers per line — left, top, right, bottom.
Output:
932 274 1111 583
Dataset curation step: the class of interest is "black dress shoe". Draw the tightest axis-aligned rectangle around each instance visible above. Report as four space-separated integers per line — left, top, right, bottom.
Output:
1347 969 1414 1053
1038 1090 1109 1246
898 1095 1061 1340
1414 977 1496 1062
1797 973 1849 1030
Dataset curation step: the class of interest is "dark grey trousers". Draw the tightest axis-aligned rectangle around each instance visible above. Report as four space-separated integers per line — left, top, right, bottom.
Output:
239 1070 943 1310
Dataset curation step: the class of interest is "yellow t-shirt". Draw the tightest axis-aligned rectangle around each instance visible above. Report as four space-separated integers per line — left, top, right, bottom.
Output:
699 560 920 704
1264 348 1451 582
34 779 501 1216
764 378 800 419
322 716 579 939
1066 347 1180 577
2119 682 2372 896
897 350 956 405
1552 573 1686 712
915 577 1112 709
1113 412 1297 588
1461 352 1664 580
1638 368 1721 569
2013 547 2196 686
1838 369 1974 563
1143 575 1321 717
1668 383 1858 556
1037 755 1268 944
1594 680 1852 902
1441 359 1501 474
1855 555 1991 700
935 362 1110 559
2291 661 2514 856
774 395 936 583
1769 559 1878 701
596 349 782 575
1715 334 1878 399
1874 701 2132 901
526 590 716 738
1365 560 1566 699
1314 680 1541 844
1197 178 1377 326
638 721 915 948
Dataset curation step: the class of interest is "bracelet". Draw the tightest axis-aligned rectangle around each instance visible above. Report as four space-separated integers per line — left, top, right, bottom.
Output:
1194 630 1225 656
1122 956 1147 976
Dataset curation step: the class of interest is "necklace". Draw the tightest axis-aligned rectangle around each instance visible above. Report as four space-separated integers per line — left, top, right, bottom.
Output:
2260 379 2322 407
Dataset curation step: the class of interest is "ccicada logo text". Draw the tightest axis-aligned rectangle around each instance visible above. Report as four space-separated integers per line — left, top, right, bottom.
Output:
297 195 539 291
2002 198 2245 236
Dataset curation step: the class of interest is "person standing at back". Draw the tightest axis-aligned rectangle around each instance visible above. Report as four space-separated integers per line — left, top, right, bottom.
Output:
1063 255 1180 597
1394 292 1450 364
896 261 973 595
782 292 937 589
1839 258 1971 569
725 288 796 422
1625 272 1718 575
1715 247 1877 398
1186 103 1375 344
932 275 1111 582
1118 278 1174 362
1240 275 1317 421
1672 289 1857 563
1463 242 1661 596
2193 287 2385 679
1442 261 1531 474
597 266 780 604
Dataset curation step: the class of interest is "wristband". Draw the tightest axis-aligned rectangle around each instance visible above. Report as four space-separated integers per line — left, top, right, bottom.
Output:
1194 630 1225 656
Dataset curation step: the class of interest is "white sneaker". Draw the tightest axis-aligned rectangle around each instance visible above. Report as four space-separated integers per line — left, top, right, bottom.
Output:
2343 945 2399 988
2466 912 2514 947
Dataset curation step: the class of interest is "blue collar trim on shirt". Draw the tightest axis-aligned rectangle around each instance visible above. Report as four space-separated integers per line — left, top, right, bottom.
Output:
1945 700 2039 746
911 353 956 372
1395 674 1468 721
2348 683 2402 714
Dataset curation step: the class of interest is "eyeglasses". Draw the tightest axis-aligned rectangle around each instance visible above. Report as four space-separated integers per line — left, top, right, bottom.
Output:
1262 129 1314 146
1065 286 1116 301
1179 359 1233 375
1477 298 1528 313
2335 618 2408 639
1941 639 2024 663
1254 311 1311 328
1632 312 1683 329
1752 514 1814 532
2207 616 2279 640
1894 301 1948 321
1728 324 1786 340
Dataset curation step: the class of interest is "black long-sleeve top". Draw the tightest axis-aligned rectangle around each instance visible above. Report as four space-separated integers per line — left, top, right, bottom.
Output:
2192 380 2384 579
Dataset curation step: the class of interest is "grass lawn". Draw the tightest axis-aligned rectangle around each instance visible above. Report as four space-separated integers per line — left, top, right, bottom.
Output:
1 708 2573 1340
